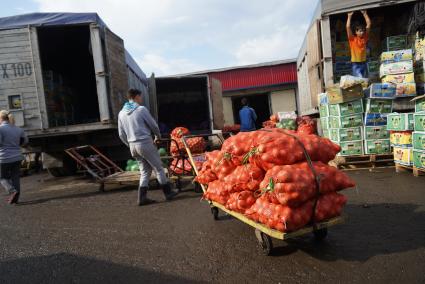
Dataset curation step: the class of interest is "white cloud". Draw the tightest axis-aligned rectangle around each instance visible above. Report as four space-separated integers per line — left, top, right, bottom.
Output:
33 0 316 75
138 53 203 76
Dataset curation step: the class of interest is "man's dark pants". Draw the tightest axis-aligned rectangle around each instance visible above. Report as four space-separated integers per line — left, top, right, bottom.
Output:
0 161 21 194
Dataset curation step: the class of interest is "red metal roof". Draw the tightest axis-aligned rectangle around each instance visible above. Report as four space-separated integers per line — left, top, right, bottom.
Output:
208 62 297 92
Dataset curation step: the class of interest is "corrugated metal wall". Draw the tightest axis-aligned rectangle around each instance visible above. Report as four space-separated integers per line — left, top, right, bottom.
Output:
208 63 297 92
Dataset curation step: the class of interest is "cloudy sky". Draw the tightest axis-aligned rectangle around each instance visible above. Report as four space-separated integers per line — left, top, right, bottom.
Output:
1 0 318 76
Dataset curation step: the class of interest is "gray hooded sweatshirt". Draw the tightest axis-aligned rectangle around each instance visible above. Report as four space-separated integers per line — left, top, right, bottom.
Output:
118 101 161 147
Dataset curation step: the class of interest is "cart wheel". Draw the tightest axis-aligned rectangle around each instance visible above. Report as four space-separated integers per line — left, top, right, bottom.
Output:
211 207 219 220
99 183 105 192
194 182 203 193
255 229 273 256
313 228 328 241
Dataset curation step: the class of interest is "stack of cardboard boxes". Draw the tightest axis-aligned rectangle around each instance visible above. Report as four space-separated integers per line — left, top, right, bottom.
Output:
319 84 365 156
412 96 425 171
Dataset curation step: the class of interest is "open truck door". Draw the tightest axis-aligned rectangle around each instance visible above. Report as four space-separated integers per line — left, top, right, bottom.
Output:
148 73 158 121
104 28 129 121
209 77 224 130
306 20 324 109
0 27 48 130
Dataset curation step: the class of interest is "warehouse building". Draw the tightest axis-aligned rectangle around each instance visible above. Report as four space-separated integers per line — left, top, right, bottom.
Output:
177 59 298 129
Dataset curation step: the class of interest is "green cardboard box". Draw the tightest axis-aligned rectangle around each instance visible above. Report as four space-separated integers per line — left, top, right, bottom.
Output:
337 140 364 156
365 99 393 114
322 129 330 138
329 113 363 129
414 95 425 113
386 113 414 131
320 117 329 130
329 127 363 142
319 104 329 117
329 99 363 116
364 139 392 154
364 126 390 139
414 113 425 131
412 149 425 169
383 35 407 51
412 132 425 150
326 84 364 104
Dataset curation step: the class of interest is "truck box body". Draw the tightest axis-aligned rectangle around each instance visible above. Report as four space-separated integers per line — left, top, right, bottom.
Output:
0 13 148 138
296 0 417 116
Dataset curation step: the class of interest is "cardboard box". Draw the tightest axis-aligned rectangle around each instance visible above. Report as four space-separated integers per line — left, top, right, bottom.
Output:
322 129 330 138
387 113 414 131
326 84 364 104
337 140 364 156
393 146 413 166
412 149 425 169
364 139 392 154
379 60 413 77
320 117 329 130
364 113 388 126
415 73 425 84
329 127 363 142
383 35 407 51
390 131 413 146
319 104 329 117
367 60 380 74
414 113 425 132
364 126 389 139
412 132 425 150
334 62 352 73
413 94 425 112
365 99 393 114
381 73 415 84
395 83 416 97
380 49 412 63
329 114 363 129
328 99 363 116
364 83 396 99
319 93 328 105
415 36 425 61
335 41 349 50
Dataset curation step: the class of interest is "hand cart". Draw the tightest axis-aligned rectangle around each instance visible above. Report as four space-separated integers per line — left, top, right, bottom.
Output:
64 142 194 192
183 131 345 256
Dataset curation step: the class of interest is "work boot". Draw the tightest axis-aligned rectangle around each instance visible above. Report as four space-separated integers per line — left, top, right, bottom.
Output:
162 183 178 201
8 192 18 204
137 187 156 206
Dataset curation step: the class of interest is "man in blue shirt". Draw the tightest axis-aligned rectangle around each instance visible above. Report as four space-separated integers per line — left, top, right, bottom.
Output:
239 97 257 132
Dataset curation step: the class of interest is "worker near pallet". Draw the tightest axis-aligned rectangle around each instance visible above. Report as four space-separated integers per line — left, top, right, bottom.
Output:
347 10 371 78
0 110 28 204
118 89 178 205
239 97 257 132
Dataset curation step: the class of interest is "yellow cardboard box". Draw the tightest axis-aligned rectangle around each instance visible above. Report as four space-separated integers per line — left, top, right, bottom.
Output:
382 73 415 84
393 146 413 166
390 131 413 146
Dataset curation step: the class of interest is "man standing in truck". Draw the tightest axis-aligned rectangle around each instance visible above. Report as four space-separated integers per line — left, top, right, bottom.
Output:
0 110 28 204
118 89 178 206
346 10 372 78
239 97 257 132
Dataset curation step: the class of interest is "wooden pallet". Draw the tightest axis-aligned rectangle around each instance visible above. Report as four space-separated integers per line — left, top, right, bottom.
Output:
330 154 394 170
395 163 425 177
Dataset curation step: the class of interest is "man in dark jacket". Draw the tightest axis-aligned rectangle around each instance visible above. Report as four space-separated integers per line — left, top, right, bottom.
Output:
0 110 28 204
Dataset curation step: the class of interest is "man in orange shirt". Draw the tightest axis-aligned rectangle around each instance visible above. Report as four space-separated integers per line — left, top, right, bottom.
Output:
346 10 371 78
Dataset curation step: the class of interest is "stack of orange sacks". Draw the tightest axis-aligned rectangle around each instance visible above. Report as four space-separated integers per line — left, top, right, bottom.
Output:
196 128 355 233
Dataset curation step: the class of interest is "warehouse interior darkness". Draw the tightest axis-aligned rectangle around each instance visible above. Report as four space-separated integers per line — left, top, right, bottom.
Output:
37 25 99 127
232 94 271 129
156 77 211 135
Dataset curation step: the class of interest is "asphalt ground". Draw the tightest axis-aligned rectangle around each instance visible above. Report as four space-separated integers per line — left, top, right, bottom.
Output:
0 168 424 283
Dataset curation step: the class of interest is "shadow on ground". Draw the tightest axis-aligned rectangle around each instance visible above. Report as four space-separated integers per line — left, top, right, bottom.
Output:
267 203 425 261
0 253 204 284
